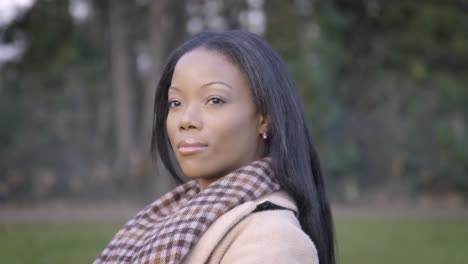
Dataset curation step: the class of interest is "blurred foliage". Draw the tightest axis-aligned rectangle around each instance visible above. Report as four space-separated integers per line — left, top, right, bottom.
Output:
0 0 467 202
320 0 468 199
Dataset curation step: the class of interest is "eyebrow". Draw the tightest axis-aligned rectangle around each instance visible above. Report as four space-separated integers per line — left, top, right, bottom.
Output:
201 81 233 90
169 81 233 91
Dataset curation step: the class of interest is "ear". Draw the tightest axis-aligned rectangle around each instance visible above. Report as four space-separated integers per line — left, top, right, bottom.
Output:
258 113 270 134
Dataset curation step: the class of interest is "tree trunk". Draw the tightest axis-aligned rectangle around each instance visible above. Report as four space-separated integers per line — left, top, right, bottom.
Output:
141 0 169 152
109 0 136 179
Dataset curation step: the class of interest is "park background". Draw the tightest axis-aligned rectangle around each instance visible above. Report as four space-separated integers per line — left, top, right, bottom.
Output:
0 0 467 263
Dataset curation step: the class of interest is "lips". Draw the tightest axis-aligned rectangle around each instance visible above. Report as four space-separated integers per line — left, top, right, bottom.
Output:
177 139 208 156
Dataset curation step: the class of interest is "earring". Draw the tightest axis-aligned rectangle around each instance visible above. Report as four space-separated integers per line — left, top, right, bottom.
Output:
262 132 268 140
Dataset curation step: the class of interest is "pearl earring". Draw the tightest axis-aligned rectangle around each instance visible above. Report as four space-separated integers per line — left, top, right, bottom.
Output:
262 132 268 140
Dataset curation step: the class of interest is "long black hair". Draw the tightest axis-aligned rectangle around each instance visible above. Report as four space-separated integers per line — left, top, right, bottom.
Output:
151 30 335 264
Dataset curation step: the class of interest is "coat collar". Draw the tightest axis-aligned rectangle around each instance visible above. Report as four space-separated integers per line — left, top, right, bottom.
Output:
255 190 298 213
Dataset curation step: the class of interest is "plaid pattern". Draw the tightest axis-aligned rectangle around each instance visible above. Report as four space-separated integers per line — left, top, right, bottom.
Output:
93 158 279 264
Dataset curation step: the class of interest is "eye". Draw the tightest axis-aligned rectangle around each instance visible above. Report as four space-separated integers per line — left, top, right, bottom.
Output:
207 96 225 105
168 99 181 108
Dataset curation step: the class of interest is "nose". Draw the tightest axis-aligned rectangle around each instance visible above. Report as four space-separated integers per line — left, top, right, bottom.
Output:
179 103 202 131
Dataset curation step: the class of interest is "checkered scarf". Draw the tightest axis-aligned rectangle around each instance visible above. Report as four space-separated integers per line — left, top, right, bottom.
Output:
93 158 279 264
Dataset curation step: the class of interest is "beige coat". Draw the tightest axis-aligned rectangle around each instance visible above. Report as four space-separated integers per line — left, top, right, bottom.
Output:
183 191 319 264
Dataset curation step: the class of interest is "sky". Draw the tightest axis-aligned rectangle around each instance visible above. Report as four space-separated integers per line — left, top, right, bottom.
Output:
0 0 35 26
0 0 92 64
0 0 35 63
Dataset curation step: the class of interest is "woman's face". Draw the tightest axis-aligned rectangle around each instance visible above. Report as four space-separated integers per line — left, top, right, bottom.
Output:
166 48 268 189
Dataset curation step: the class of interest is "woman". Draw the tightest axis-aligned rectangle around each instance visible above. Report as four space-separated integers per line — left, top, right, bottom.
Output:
94 30 335 264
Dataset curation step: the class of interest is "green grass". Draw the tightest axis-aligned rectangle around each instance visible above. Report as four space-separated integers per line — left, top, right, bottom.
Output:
1 218 467 264
336 217 468 264
0 223 118 264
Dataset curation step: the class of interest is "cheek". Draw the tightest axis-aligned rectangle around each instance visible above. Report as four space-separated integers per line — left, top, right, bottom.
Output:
209 110 259 151
166 115 177 146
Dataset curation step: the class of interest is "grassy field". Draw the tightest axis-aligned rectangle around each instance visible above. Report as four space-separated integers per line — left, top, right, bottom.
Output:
336 217 468 264
0 217 467 264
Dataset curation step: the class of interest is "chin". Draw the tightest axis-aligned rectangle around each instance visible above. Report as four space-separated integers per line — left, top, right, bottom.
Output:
180 162 223 180
180 162 208 178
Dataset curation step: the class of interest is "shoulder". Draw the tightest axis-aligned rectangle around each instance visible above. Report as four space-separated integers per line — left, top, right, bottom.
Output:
212 191 318 264
235 192 303 238
219 205 318 264
184 191 318 264
234 203 304 236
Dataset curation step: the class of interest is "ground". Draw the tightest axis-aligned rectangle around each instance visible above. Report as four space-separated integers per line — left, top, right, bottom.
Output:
0 202 467 264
